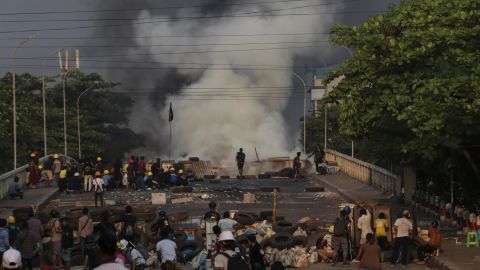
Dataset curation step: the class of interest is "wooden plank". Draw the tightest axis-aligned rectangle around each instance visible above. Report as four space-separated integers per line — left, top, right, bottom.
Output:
171 197 193 204
151 193 167 205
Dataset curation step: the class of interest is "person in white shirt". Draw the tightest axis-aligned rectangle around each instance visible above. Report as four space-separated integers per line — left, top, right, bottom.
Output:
357 208 373 245
218 212 239 233
156 231 177 266
93 172 105 207
390 210 413 267
214 231 237 270
94 231 128 270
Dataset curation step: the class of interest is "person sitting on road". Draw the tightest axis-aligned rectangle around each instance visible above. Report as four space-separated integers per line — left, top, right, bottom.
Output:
374 212 390 250
416 221 442 265
218 212 239 233
119 239 146 270
355 233 381 270
317 233 334 263
156 230 177 267
8 177 23 200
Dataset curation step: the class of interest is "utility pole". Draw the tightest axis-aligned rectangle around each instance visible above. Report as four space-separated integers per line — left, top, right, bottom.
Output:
11 36 34 169
76 86 93 159
42 48 64 156
293 73 307 155
341 45 355 157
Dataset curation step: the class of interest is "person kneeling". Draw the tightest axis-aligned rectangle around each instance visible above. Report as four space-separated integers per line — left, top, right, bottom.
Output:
8 177 23 200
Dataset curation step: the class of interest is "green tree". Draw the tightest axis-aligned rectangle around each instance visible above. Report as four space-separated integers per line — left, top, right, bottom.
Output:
324 0 480 203
0 72 144 173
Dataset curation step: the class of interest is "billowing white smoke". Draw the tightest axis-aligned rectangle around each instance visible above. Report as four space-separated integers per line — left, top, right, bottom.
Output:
128 2 340 162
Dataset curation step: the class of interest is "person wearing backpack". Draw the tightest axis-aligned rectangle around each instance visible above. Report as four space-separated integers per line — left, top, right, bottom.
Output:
78 207 93 260
122 206 137 243
120 240 147 270
93 172 105 208
331 210 350 267
214 231 249 270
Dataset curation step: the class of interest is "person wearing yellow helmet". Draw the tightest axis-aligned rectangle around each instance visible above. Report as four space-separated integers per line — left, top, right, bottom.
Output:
102 170 112 191
144 171 154 190
53 154 62 183
93 172 105 207
7 215 19 245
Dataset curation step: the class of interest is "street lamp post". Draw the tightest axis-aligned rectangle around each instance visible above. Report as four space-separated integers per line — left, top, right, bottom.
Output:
11 36 34 169
293 73 307 155
41 48 64 156
76 86 93 160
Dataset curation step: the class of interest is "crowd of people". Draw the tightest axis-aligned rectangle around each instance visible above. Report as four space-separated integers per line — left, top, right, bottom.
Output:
325 204 443 269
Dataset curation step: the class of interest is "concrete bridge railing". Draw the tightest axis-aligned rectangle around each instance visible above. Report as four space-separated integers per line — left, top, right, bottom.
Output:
0 154 77 201
326 149 402 196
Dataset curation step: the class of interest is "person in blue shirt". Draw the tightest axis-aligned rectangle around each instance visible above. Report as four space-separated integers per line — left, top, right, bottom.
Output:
102 170 112 191
0 218 10 260
8 177 23 200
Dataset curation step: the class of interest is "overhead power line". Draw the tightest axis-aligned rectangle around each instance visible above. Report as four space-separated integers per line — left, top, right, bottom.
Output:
0 32 331 41
0 0 358 16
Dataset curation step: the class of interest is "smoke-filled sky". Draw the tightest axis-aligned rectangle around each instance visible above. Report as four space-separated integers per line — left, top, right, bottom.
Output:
0 0 398 162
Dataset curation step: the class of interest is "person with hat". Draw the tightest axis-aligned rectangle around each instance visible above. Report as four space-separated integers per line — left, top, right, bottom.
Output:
95 157 104 173
214 231 248 270
118 239 146 270
236 148 246 179
2 248 21 270
93 172 105 208
15 221 34 270
155 230 177 267
144 172 153 190
390 210 413 267
53 154 62 182
102 170 112 191
168 168 178 186
8 177 23 200
6 217 18 248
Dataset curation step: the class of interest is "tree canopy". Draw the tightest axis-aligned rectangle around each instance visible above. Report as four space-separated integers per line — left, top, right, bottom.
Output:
322 0 480 203
0 71 144 173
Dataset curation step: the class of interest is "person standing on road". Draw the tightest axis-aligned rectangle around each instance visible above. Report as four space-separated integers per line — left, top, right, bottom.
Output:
60 217 74 270
6 217 19 247
26 209 43 266
93 172 105 208
247 234 266 270
357 208 373 245
78 208 93 260
236 148 246 179
53 154 62 182
95 231 128 270
152 211 173 237
293 152 302 181
15 221 34 270
374 213 389 250
390 210 413 267
307 144 325 173
49 210 63 269
121 206 137 243
83 235 101 270
84 160 94 192
331 210 350 267
43 156 54 187
28 159 40 189
0 218 10 264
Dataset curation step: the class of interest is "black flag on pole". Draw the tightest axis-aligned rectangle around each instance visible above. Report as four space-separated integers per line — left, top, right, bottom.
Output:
169 102 173 122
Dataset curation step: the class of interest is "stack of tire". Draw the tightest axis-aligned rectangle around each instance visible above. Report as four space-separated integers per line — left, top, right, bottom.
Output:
260 220 323 251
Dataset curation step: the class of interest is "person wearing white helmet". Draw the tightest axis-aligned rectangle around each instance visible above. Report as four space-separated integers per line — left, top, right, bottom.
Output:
214 231 249 270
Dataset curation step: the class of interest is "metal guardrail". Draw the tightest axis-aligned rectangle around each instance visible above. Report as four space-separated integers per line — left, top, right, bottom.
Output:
325 149 401 196
0 155 77 201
